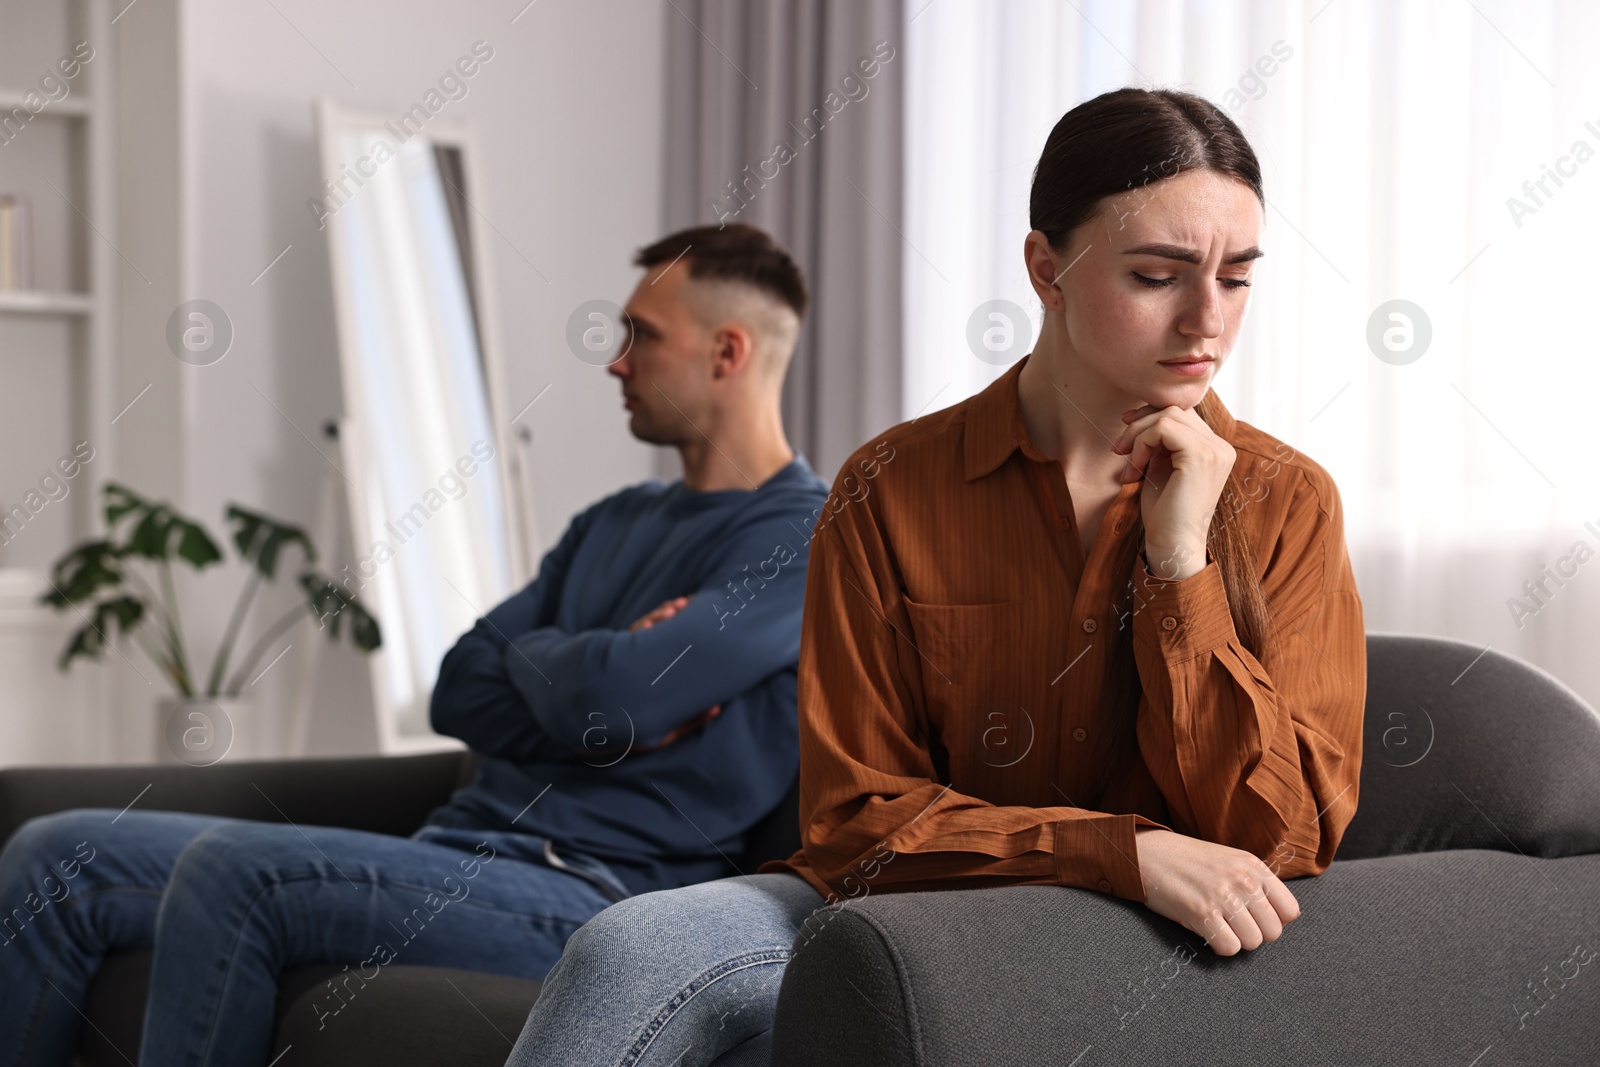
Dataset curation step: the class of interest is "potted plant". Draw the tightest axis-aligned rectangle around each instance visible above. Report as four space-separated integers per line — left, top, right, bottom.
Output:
39 482 381 764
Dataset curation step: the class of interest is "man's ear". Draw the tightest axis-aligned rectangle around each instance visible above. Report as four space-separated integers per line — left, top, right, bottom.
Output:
710 324 755 380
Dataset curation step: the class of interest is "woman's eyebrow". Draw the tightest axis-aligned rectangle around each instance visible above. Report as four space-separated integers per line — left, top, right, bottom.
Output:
1122 242 1265 265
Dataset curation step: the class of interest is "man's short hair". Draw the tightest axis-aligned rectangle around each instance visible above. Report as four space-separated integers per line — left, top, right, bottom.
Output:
633 223 809 323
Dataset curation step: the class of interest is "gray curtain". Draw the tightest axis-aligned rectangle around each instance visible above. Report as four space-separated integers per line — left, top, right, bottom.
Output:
661 0 904 486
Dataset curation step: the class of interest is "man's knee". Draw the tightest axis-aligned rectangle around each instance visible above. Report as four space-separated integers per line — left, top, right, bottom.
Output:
0 811 107 940
165 821 295 902
1 810 107 875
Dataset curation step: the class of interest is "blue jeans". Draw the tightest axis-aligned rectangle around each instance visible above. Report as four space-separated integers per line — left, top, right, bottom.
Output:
506 872 828 1067
0 807 631 1067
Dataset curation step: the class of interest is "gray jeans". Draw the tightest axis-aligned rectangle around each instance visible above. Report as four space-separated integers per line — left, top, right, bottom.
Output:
506 872 830 1066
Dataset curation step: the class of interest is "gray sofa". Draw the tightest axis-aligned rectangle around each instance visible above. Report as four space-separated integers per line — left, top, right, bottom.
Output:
767 632 1600 1066
2 632 1596 1065
0 751 801 1066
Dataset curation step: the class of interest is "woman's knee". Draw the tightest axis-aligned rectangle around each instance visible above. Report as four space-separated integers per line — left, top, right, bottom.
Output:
519 876 812 1065
555 884 702 970
552 873 822 983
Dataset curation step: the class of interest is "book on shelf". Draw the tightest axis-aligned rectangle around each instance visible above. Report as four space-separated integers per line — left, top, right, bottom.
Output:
0 192 36 290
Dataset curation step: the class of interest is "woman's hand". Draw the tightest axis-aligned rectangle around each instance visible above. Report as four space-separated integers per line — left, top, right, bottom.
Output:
1111 405 1236 581
1133 827 1301 956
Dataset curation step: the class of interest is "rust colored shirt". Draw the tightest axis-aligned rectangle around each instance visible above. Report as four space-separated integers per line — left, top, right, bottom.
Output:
758 353 1366 904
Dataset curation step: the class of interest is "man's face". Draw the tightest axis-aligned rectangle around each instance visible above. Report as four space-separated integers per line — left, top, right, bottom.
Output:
1035 168 1264 410
607 261 714 446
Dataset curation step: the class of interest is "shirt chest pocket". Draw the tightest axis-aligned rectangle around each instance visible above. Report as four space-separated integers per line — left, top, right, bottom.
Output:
900 597 1060 775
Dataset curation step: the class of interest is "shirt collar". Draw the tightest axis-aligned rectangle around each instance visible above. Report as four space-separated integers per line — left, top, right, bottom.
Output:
962 352 1238 482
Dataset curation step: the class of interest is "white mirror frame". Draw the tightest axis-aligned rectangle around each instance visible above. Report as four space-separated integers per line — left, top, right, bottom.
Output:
315 98 538 755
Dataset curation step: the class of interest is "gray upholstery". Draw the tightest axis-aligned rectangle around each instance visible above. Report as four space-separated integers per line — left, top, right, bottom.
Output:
0 750 800 1067
1339 632 1600 859
768 633 1600 1065
769 851 1600 1065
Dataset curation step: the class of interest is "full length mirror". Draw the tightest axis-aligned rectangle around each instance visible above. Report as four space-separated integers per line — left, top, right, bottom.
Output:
316 101 533 752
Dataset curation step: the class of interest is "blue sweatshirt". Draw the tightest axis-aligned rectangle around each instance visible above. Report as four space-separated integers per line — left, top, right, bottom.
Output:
422 454 830 895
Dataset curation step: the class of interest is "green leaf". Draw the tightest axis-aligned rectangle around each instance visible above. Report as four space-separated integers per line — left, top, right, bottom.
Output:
227 504 314 578
298 572 342 636
173 520 222 569
348 600 382 651
111 490 218 572
96 595 145 633
298 571 382 651
53 596 147 672
228 505 260 558
39 540 125 606
125 505 174 560
103 482 147 529
56 623 103 671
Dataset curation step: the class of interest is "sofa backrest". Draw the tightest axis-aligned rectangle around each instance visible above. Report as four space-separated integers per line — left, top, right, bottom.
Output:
456 749 484 788
732 773 802 872
1338 631 1600 861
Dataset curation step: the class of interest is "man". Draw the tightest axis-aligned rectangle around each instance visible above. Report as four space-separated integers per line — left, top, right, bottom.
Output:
0 223 828 1067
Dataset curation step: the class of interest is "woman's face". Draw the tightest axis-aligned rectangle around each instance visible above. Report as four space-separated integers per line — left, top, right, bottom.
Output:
1025 167 1264 410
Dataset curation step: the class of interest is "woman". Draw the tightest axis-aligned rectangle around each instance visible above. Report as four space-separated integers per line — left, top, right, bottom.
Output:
505 86 1365 1067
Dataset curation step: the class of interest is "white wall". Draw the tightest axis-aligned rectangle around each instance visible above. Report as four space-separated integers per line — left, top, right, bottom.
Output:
106 0 668 758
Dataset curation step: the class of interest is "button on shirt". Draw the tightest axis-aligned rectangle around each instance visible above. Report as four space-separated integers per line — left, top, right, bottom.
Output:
758 354 1366 904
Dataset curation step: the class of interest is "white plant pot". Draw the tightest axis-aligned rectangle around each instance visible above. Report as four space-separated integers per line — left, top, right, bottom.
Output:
156 696 259 766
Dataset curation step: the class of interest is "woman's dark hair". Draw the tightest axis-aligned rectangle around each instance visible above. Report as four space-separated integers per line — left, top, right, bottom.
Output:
1029 87 1273 800
634 222 809 322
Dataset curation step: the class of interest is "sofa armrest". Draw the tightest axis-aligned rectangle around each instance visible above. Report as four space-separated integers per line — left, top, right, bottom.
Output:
0 751 470 848
770 850 1600 1066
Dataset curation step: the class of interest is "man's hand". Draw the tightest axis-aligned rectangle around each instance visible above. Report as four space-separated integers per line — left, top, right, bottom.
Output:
630 595 690 632
620 594 722 753
630 702 724 753
1134 826 1301 956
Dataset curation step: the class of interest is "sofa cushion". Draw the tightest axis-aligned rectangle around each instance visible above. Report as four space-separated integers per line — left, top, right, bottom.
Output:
73 951 540 1067
1339 633 1600 860
273 961 540 1063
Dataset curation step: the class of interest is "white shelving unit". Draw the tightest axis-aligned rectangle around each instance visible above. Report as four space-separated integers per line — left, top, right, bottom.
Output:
0 289 96 315
0 89 93 117
0 0 117 765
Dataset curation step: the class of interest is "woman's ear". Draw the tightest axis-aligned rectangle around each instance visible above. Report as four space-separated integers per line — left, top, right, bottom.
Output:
1023 230 1068 314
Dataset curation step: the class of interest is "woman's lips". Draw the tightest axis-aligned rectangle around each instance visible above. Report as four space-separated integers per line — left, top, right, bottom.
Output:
1158 357 1213 377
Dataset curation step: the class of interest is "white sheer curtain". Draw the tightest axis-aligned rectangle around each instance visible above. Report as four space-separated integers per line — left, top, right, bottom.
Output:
903 0 1600 708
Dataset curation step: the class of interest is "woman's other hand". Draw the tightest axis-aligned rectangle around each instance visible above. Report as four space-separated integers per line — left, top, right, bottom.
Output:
1133 826 1301 956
